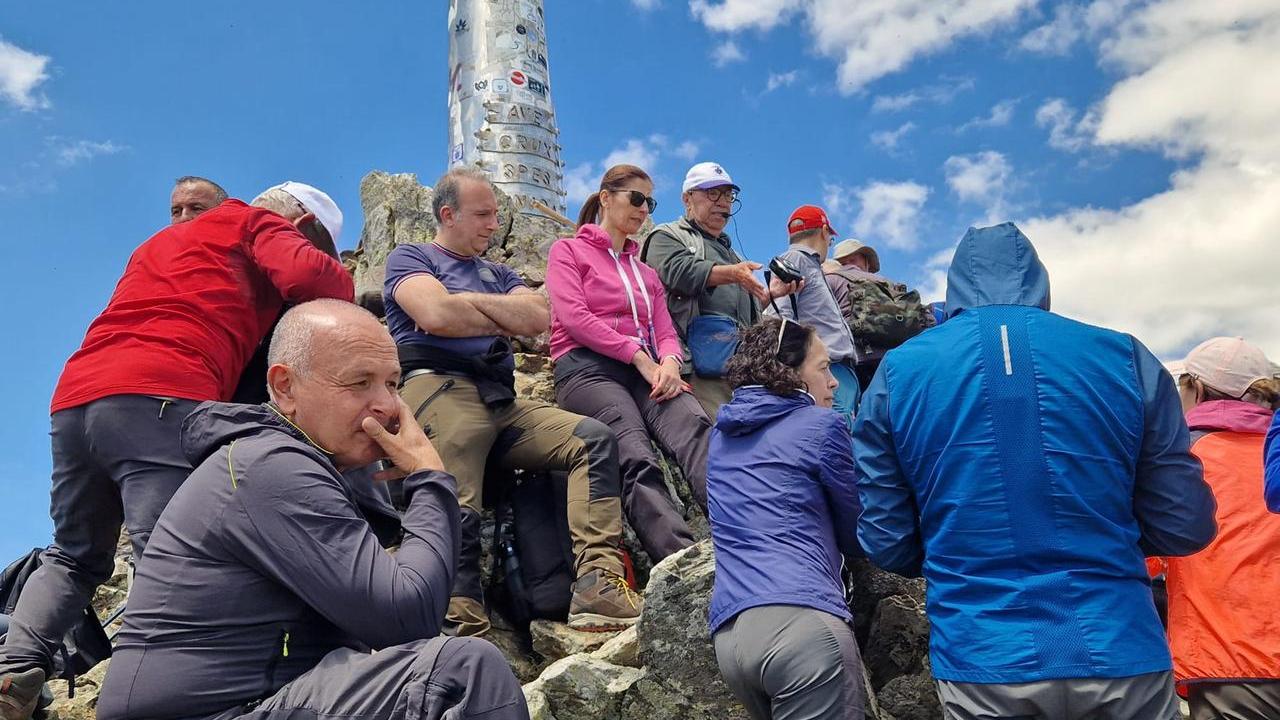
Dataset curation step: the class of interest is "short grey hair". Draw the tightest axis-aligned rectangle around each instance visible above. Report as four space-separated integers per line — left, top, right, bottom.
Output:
250 187 307 221
175 176 228 203
266 299 375 400
432 167 493 222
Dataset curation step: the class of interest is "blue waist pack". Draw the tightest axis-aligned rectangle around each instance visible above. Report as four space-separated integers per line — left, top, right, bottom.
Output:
686 314 740 378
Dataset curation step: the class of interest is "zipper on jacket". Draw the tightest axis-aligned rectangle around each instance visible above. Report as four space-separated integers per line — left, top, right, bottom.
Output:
413 377 455 423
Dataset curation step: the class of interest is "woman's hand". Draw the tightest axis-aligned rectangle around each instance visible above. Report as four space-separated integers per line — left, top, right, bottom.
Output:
634 351 688 402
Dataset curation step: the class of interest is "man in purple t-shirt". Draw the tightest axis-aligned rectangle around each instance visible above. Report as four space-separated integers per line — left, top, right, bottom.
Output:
383 168 638 637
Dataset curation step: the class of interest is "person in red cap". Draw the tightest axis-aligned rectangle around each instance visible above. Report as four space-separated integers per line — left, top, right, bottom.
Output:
765 205 862 425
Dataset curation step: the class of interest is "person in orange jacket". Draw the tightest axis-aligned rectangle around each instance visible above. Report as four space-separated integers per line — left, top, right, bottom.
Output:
1162 337 1280 720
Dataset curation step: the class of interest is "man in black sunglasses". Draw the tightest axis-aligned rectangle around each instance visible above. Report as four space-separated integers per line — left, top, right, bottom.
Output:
642 162 798 418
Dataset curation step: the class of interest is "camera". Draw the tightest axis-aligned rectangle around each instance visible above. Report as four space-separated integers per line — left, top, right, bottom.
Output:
769 255 804 285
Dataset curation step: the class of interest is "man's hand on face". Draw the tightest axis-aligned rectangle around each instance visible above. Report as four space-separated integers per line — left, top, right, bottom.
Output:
361 398 445 480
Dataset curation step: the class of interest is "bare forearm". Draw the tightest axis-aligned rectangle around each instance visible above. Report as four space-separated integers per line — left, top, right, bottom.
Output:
464 292 550 336
411 295 505 337
707 264 740 288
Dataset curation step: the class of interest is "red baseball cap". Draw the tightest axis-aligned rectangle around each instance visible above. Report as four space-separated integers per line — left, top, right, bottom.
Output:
787 205 837 235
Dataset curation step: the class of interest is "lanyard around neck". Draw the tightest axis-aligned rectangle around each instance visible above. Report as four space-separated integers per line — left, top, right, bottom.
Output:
608 248 658 359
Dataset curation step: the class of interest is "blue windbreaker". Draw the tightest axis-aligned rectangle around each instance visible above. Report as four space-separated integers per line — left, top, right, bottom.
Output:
852 222 1217 684
1266 410 1280 512
707 387 863 633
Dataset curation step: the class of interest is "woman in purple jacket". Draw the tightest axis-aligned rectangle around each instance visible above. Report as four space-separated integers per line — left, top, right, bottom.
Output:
708 317 865 720
546 163 713 563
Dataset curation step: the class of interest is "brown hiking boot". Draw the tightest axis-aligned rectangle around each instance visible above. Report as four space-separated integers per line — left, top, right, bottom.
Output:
0 668 45 720
443 596 491 637
568 569 642 631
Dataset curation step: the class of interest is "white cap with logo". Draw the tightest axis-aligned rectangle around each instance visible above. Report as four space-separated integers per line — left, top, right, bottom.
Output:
682 162 739 193
831 238 881 274
266 181 344 246
1175 336 1273 398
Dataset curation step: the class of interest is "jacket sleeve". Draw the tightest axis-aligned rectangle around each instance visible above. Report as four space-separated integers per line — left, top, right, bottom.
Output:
817 413 864 558
224 449 459 648
644 229 715 297
1266 410 1280 513
243 208 355 303
648 277 685 361
851 368 924 577
826 274 851 320
545 240 643 363
1131 339 1217 556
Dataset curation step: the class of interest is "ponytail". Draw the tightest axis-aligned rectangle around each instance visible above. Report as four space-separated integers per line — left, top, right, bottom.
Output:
576 191 603 229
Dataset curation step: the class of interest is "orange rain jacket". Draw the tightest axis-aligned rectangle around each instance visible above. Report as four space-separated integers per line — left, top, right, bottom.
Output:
1162 399 1280 688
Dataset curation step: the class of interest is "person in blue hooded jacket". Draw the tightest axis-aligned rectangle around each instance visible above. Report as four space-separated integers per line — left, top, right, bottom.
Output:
852 222 1217 719
706 317 866 720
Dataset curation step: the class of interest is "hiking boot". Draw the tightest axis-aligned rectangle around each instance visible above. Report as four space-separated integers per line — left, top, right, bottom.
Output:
0 668 45 720
568 570 642 631
443 596 491 637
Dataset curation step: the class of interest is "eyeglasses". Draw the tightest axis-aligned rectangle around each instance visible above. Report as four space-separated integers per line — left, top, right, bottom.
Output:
610 188 657 213
700 187 739 203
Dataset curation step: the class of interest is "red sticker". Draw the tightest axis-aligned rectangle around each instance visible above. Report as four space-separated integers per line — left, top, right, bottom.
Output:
510 70 526 86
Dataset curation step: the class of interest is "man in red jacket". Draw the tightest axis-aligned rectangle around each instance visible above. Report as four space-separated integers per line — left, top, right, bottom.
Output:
0 182 355 720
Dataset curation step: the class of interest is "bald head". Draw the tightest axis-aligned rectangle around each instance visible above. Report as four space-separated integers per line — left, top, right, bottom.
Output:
267 300 388 380
266 299 401 468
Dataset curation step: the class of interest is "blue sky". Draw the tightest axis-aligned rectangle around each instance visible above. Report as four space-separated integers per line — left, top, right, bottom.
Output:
2 1 1277 558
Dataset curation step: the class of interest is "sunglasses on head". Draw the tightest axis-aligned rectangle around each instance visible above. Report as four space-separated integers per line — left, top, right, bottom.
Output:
611 188 657 213
774 318 808 368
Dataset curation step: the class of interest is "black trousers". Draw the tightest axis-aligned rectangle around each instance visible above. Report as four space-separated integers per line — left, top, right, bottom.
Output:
556 353 711 563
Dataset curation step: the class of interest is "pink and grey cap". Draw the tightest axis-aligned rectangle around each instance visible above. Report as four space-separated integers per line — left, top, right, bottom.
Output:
1173 336 1273 398
265 181 344 245
682 162 739 193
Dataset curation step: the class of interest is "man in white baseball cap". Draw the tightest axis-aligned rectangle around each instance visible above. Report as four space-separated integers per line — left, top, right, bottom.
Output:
252 181 343 259
642 162 797 417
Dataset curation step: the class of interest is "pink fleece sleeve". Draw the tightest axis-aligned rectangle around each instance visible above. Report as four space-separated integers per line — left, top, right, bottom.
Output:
547 240 643 364
648 272 685 361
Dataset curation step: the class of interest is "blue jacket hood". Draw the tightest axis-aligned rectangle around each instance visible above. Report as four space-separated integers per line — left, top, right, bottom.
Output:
715 386 816 436
945 222 1051 319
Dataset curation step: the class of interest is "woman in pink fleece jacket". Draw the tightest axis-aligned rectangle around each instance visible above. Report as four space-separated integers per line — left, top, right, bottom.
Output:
547 164 712 563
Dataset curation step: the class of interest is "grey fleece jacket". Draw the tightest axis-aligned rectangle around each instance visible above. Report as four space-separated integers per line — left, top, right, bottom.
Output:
97 402 460 720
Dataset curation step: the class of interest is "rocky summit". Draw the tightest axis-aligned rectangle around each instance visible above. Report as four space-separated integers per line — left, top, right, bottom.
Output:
44 171 940 719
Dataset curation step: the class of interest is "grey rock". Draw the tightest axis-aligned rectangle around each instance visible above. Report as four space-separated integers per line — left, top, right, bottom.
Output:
864 594 930 690
528 654 644 720
530 620 615 661
589 625 639 668
349 172 438 314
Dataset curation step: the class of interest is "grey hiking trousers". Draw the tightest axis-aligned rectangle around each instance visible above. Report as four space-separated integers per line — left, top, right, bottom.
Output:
207 636 528 720
713 604 865 720
937 671 1180 720
0 395 198 676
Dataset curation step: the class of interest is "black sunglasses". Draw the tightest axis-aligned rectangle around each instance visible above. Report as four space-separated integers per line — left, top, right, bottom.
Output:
611 188 657 213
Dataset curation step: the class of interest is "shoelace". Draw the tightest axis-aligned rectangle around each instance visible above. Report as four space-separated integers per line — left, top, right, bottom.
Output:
604 572 640 610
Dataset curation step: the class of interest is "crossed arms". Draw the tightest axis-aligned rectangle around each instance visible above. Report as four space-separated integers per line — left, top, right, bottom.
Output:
394 273 549 338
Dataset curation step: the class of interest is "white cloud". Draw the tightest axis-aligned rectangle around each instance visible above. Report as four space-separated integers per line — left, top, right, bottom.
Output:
673 140 701 161
1035 98 1095 152
690 0 803 32
564 135 699 206
631 0 661 10
944 151 1013 221
1017 0 1280 358
710 40 746 67
0 37 51 111
691 0 1033 93
53 139 127 167
870 122 916 152
765 70 799 92
871 77 974 113
958 98 1018 131
1020 3 1085 55
845 180 931 250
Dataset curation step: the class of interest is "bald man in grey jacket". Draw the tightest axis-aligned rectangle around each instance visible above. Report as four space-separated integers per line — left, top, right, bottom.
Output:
95 300 528 720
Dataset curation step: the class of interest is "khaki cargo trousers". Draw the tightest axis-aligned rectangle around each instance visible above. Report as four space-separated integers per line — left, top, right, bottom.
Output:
400 373 625 605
